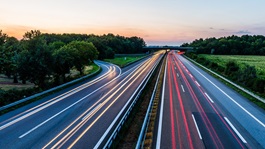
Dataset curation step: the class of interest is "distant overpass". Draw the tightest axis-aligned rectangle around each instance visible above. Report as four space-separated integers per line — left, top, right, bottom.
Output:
143 46 194 52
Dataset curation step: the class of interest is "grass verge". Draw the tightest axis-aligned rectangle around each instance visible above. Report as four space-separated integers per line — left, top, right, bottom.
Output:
184 55 265 110
104 55 146 68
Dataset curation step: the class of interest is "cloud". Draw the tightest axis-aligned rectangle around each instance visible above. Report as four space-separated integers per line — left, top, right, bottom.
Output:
209 27 225 31
235 30 251 34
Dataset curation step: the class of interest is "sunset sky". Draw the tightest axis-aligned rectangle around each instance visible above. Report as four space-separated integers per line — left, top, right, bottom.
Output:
1 0 265 45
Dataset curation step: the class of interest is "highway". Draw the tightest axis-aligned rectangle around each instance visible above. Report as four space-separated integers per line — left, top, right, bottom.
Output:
156 51 265 149
0 52 164 148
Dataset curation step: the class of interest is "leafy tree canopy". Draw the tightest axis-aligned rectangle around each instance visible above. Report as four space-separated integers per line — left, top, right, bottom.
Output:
182 35 265 55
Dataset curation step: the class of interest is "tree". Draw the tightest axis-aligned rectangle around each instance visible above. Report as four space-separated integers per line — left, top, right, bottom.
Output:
2 37 20 83
182 35 265 55
0 30 8 73
17 31 53 88
23 30 42 40
52 45 75 84
67 41 99 74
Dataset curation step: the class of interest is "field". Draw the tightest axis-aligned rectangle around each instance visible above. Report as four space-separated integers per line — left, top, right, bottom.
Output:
0 74 34 91
198 55 265 79
104 55 146 67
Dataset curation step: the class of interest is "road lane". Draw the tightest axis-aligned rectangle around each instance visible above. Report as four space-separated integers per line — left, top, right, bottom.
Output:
0 52 164 148
157 53 203 149
156 51 264 149
177 53 265 148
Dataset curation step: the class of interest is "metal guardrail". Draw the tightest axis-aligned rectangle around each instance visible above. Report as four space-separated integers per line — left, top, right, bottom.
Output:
135 56 163 149
0 62 101 112
94 54 163 149
185 56 265 104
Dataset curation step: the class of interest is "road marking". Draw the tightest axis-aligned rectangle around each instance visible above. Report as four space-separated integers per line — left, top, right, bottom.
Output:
19 93 101 138
17 68 123 138
181 85 185 92
186 62 265 128
0 64 114 130
44 55 161 148
224 117 247 143
177 73 179 77
82 104 102 121
156 57 168 149
195 81 200 87
17 59 151 139
192 114 202 140
91 54 162 149
189 74 193 78
175 67 177 70
205 92 214 103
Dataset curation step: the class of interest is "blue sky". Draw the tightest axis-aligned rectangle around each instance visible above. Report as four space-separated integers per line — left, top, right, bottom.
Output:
1 0 265 45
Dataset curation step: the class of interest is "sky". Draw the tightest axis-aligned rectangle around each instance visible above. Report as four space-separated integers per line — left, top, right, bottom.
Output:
1 0 265 45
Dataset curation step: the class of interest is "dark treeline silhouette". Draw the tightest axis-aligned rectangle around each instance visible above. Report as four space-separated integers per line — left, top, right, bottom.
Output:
41 32 146 59
182 35 265 55
0 30 146 106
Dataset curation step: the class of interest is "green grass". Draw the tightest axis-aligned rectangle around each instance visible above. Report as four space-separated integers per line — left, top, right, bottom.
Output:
198 55 265 79
104 55 145 67
69 63 100 77
85 63 100 74
185 55 265 110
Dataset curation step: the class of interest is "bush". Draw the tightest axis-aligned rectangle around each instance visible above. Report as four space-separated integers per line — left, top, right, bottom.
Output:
253 79 265 93
225 61 240 77
196 57 206 64
0 88 40 107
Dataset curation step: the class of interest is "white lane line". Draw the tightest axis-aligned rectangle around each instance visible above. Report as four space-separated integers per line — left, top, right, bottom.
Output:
186 62 265 128
224 117 247 143
192 114 202 140
44 57 158 148
18 72 123 138
0 64 113 130
177 73 179 77
82 104 102 121
18 57 150 139
181 85 185 92
156 57 168 149
94 54 163 149
195 81 200 87
175 67 177 70
205 92 214 103
189 74 193 78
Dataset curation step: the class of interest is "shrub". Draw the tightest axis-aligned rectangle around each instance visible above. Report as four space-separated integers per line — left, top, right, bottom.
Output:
253 79 265 93
0 87 40 107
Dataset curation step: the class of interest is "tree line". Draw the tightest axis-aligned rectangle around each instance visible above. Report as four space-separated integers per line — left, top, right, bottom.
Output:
183 34 265 95
182 35 265 55
0 30 146 89
0 30 146 106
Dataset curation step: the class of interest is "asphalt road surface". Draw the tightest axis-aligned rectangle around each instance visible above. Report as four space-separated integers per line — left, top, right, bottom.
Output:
155 51 265 149
0 52 164 148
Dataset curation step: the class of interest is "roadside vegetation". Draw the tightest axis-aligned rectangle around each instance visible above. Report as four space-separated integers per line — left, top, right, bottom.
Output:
104 54 146 67
0 30 146 107
182 35 265 99
198 55 265 79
